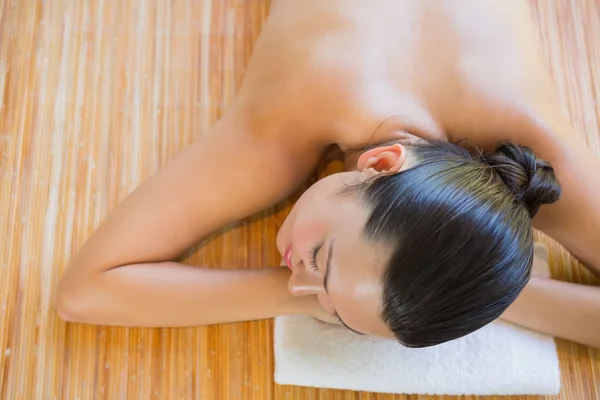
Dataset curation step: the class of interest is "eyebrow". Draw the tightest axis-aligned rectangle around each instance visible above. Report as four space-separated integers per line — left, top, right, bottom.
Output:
323 239 366 336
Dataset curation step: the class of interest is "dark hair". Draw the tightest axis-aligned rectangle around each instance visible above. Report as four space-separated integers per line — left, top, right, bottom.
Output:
359 141 560 348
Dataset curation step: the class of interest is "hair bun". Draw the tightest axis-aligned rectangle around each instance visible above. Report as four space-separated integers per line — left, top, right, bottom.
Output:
482 142 561 217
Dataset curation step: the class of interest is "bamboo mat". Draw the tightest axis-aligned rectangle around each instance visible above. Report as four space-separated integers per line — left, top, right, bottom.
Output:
1 0 599 399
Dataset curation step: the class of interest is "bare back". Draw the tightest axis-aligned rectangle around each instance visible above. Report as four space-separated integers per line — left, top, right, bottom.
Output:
232 0 600 274
235 0 561 148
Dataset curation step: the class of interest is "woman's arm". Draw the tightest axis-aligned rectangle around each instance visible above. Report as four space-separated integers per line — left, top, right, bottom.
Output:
58 265 308 326
505 73 600 278
500 276 600 349
530 130 600 279
503 121 600 348
55 114 324 325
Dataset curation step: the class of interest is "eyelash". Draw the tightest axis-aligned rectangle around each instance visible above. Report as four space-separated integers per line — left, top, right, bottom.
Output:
309 245 321 271
333 311 344 325
333 310 365 335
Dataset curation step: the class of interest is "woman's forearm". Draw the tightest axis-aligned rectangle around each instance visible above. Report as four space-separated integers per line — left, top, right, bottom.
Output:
56 263 304 327
500 276 600 348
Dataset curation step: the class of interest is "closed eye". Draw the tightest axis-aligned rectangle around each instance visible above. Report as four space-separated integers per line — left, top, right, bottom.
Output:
334 310 366 335
311 240 366 336
309 244 321 271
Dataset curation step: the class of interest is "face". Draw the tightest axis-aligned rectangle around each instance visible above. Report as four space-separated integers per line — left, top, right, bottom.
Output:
276 171 394 337
276 143 410 337
276 143 409 337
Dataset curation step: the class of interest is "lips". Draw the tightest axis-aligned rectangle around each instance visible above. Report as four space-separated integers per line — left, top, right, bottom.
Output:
284 246 293 270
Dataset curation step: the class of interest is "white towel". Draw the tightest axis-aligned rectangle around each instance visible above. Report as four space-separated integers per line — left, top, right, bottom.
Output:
274 254 560 395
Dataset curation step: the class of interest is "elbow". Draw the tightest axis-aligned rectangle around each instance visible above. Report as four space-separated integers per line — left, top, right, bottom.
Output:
54 273 94 323
55 286 84 323
55 292 82 323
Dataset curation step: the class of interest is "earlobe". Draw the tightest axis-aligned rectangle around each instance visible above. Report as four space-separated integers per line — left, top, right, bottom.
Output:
357 143 406 174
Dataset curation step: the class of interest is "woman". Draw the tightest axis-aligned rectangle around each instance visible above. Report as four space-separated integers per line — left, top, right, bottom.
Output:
56 0 600 348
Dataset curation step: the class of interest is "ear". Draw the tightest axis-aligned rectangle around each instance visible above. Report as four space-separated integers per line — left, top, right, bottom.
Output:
356 143 407 174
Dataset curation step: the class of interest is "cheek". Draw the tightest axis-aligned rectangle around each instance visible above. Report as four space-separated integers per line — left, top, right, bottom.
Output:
292 208 329 249
276 186 323 252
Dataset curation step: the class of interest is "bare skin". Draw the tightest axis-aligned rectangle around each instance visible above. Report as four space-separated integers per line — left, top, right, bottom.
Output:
56 1 600 347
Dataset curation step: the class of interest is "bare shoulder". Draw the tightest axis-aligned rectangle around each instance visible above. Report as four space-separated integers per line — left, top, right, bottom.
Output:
424 0 561 145
69 111 326 273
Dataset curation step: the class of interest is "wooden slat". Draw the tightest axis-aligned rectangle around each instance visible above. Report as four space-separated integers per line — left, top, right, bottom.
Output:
0 0 598 399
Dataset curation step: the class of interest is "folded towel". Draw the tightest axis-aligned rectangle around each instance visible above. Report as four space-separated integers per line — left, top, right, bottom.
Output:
274 251 560 396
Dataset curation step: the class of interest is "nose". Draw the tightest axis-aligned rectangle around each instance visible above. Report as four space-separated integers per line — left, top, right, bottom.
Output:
287 265 326 297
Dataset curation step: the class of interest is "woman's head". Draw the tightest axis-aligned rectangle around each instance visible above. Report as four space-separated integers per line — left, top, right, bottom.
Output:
276 139 560 347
